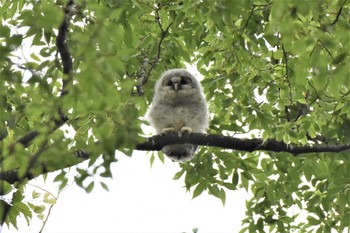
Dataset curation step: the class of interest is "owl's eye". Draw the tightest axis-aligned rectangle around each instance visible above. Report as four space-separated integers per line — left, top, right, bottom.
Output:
180 77 188 85
167 81 173 86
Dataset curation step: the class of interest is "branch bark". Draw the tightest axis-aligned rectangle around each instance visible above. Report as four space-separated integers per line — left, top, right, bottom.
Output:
136 133 350 156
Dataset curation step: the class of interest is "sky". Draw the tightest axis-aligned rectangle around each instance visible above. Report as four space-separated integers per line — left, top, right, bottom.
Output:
2 151 247 233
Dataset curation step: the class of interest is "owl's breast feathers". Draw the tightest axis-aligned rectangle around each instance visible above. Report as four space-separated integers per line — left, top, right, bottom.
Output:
149 98 207 132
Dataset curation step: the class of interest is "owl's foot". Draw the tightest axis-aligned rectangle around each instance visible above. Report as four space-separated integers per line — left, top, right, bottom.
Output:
180 126 192 134
161 127 176 134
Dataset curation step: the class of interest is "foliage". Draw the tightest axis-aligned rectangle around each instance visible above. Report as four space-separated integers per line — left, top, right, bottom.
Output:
0 0 349 232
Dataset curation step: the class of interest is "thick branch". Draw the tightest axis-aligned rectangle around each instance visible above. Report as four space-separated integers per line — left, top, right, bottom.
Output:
0 148 89 184
136 133 350 156
1 133 349 184
0 1 77 186
12 1 75 149
56 0 75 97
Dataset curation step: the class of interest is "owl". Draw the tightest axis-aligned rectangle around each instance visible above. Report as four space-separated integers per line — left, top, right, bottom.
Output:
146 69 209 162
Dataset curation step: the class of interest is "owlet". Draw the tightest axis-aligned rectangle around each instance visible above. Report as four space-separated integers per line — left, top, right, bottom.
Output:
146 69 209 162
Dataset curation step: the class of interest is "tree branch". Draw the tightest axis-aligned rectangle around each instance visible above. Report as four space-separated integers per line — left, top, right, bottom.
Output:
136 133 350 156
12 1 76 150
242 5 256 31
56 0 75 97
15 115 68 149
146 6 173 80
134 51 149 96
1 132 349 184
134 4 173 95
0 149 88 184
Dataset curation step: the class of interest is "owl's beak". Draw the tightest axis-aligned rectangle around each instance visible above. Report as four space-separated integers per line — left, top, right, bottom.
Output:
173 82 179 92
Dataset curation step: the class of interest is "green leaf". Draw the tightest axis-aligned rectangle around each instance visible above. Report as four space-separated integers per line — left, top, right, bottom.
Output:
313 160 329 180
149 153 155 167
9 35 23 47
173 169 185 180
208 185 221 199
44 197 57 205
30 53 41 62
100 182 110 192
220 188 226 205
86 181 95 193
192 182 206 199
307 216 320 225
32 190 41 199
28 204 46 214
0 181 13 195
232 170 239 187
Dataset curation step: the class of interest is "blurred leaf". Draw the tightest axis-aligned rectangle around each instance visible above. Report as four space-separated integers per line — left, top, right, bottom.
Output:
0 181 13 195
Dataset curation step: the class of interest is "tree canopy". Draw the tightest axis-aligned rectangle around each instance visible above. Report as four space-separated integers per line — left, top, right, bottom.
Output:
0 0 349 232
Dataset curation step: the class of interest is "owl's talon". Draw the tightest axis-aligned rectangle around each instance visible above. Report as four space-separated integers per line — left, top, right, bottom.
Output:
180 126 192 134
161 127 176 134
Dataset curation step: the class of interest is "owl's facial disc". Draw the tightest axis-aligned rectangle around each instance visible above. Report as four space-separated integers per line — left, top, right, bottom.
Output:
165 76 192 92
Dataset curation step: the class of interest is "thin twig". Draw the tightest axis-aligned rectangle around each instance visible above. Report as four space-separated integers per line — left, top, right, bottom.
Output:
307 79 340 103
317 39 336 61
243 5 256 31
284 106 291 122
294 92 309 121
242 3 272 31
39 191 60 233
145 6 173 87
133 5 173 95
331 0 347 25
281 44 289 77
309 39 335 61
281 43 293 113
135 50 149 95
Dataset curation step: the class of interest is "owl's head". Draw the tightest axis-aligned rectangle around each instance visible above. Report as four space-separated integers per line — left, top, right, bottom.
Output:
156 69 199 93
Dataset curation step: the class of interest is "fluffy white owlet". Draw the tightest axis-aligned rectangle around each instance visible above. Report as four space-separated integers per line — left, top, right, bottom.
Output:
146 69 209 162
